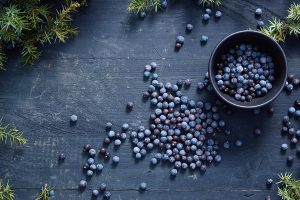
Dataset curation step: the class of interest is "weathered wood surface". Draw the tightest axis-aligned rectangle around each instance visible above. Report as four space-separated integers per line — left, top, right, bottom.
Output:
1 0 300 199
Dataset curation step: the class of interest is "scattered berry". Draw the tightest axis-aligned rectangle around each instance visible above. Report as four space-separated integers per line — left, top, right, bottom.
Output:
186 23 194 31
58 153 66 161
255 8 263 16
215 10 222 18
176 35 185 44
203 13 210 21
112 156 120 164
200 35 208 43
92 189 99 197
79 180 87 189
70 114 78 122
139 182 147 190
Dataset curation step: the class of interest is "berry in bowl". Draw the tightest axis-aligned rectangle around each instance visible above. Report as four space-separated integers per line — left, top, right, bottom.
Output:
208 30 287 109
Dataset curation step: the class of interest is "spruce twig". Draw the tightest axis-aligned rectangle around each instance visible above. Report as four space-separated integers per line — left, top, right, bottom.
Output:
0 122 27 145
260 3 300 42
35 184 51 200
0 181 14 200
277 173 300 200
128 0 221 14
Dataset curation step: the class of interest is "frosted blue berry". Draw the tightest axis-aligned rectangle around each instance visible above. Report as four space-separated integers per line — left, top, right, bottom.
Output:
235 139 243 147
295 110 300 117
144 71 151 78
114 139 122 146
281 143 288 151
288 107 296 114
87 169 93 177
170 168 178 176
200 35 208 43
112 156 120 164
139 182 147 190
139 11 146 19
90 164 96 171
186 23 194 31
257 20 264 29
89 149 96 157
150 62 157 70
215 155 222 162
87 158 95 165
70 114 78 122
104 191 111 199
122 123 129 131
150 157 158 165
205 8 212 14
255 8 263 16
92 189 99 197
215 10 222 18
161 0 167 9
105 122 113 129
96 164 104 172
176 35 185 44
79 180 87 189
203 13 210 21
287 84 294 91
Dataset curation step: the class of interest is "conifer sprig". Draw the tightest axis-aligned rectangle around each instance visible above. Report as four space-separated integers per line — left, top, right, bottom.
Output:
0 123 27 145
0 181 14 200
35 184 52 200
277 173 300 200
0 0 86 69
260 3 300 42
128 0 221 14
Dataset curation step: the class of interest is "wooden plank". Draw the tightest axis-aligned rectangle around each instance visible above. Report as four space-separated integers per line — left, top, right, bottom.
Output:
0 0 300 199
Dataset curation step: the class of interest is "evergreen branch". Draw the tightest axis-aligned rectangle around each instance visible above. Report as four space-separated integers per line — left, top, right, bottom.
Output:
128 0 160 13
0 123 27 145
0 44 6 71
259 3 300 42
277 173 300 200
287 3 300 22
0 181 14 200
21 42 41 65
199 0 222 7
35 184 51 200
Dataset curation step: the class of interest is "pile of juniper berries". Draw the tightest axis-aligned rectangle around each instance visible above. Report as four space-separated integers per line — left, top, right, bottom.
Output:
215 44 275 102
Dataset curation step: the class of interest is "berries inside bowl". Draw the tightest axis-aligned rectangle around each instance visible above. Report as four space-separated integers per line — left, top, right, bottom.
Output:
209 30 287 109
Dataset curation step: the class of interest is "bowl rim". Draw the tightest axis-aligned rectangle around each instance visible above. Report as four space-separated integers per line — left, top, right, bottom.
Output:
208 30 288 109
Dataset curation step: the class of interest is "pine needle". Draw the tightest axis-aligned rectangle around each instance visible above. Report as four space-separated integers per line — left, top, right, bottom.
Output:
277 173 300 200
0 122 27 145
128 0 160 13
35 184 51 200
199 0 222 7
0 181 14 200
259 3 300 42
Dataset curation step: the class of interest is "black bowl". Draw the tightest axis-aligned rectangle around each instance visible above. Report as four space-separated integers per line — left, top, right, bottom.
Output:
208 30 287 109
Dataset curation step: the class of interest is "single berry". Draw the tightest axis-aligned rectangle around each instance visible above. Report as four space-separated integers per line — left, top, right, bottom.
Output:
215 11 222 18
235 139 243 147
161 0 167 9
104 191 111 199
70 114 78 122
254 128 262 135
58 153 66 161
266 179 273 188
89 149 97 157
139 182 147 190
100 183 107 191
255 8 263 16
92 189 99 197
203 13 210 21
176 35 185 44
257 20 264 29
287 156 294 164
112 156 120 164
200 35 208 43
186 24 194 31
87 170 93 177
96 164 104 172
139 11 146 19
170 168 178 176
79 180 87 189
122 123 129 131
127 101 134 109
83 144 91 152
205 8 212 15
281 143 288 151
87 158 95 165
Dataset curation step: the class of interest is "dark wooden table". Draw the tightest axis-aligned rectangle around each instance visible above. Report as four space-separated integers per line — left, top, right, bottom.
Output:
1 0 300 199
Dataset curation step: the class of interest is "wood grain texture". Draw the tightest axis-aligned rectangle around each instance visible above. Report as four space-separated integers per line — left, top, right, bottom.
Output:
1 0 300 199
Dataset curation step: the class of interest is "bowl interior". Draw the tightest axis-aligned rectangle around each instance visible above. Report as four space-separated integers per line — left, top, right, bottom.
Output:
209 31 287 108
